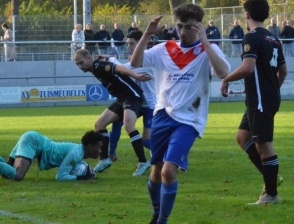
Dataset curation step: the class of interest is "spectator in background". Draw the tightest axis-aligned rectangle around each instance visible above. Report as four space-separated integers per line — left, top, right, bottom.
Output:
84 23 96 56
94 24 111 55
266 17 281 38
286 20 294 57
127 22 139 33
71 24 85 59
172 26 179 40
280 20 294 57
162 24 170 40
229 20 244 57
1 22 15 62
162 25 177 41
112 23 125 59
147 34 158 49
206 19 221 45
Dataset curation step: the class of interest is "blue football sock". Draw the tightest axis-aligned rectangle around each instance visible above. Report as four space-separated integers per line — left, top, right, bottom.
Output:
158 181 178 224
0 162 16 179
143 139 151 149
148 179 161 216
109 121 123 155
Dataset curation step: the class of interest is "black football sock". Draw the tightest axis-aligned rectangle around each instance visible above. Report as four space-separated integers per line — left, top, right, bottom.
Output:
262 155 279 196
243 140 262 173
129 130 147 163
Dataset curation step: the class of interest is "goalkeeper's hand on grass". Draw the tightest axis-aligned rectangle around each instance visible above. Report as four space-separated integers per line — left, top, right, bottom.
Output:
76 166 95 180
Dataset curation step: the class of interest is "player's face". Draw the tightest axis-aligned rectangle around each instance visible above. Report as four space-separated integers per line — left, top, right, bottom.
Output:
75 54 92 72
86 141 102 159
126 38 138 54
175 19 198 45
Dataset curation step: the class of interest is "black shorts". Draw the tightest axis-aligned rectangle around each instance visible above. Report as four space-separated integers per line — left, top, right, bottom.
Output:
108 97 142 120
238 110 276 143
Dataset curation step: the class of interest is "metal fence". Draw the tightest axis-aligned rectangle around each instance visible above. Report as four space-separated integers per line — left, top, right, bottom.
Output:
1 38 294 62
0 8 293 61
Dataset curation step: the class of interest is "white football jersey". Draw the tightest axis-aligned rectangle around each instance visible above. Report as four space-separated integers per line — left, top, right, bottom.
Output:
109 57 156 109
124 63 156 109
143 41 230 137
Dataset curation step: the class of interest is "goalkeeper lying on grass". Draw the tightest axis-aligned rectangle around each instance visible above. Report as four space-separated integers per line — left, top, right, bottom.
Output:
0 130 103 181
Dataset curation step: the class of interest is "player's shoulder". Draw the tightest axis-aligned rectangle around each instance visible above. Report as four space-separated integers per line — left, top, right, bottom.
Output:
244 29 262 41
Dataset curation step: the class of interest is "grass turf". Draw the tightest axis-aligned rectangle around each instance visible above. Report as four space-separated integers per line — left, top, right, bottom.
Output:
0 101 293 224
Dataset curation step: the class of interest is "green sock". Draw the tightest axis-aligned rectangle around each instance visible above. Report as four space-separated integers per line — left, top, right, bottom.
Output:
0 162 16 179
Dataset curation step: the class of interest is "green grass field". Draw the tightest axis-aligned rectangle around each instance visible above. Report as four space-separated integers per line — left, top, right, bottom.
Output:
0 101 293 224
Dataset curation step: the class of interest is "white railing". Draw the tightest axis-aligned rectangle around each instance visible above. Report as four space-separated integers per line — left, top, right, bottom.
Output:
1 39 294 62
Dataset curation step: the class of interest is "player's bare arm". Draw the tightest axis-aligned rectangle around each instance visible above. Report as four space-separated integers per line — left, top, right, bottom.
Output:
131 16 164 68
221 57 256 97
115 65 151 81
277 63 287 87
192 21 229 79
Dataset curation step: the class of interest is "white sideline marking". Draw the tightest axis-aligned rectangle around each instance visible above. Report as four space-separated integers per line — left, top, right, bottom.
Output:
0 210 60 224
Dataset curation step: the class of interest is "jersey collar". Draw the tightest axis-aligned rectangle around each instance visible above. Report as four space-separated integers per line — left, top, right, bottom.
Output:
180 40 201 48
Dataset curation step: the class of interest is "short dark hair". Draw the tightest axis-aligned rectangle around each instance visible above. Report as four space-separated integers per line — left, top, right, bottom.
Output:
127 30 143 41
81 130 103 146
173 4 204 23
243 0 269 22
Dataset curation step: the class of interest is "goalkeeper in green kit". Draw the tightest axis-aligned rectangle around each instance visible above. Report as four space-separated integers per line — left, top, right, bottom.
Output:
0 130 103 181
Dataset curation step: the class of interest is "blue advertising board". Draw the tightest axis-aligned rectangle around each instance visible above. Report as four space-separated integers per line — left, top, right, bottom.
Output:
86 84 110 101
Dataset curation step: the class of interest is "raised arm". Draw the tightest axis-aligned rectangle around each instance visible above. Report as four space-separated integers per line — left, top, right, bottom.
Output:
130 16 163 67
194 21 229 79
220 57 256 97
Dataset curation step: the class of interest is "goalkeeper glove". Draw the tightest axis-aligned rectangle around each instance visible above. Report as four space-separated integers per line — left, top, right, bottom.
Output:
76 165 95 180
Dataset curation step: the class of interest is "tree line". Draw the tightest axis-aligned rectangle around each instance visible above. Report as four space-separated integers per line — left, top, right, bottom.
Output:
1 0 292 19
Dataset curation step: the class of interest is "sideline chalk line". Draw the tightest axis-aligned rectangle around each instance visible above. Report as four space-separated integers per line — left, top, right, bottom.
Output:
0 210 61 224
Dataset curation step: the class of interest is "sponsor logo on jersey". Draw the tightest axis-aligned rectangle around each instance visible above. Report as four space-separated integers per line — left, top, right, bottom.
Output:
105 65 111 71
244 44 251 52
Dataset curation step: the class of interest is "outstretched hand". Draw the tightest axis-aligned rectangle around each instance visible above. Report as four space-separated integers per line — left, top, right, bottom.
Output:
137 73 152 82
145 16 165 36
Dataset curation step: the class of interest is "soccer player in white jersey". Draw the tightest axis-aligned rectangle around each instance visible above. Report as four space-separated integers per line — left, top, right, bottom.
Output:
0 130 103 181
108 30 156 176
131 4 230 224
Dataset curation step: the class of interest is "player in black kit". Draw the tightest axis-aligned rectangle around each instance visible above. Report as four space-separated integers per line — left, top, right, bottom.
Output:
220 0 287 205
74 49 151 174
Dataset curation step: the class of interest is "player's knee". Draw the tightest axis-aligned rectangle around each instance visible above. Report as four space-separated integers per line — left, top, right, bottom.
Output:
94 121 99 131
124 126 136 135
95 120 108 131
161 163 177 184
150 165 162 182
236 131 250 148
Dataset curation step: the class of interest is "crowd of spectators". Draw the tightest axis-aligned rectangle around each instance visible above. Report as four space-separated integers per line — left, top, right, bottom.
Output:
2 17 294 62
70 21 180 60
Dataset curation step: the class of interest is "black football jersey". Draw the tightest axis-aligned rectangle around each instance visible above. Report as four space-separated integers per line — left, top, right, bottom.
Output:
242 27 286 112
92 59 143 100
